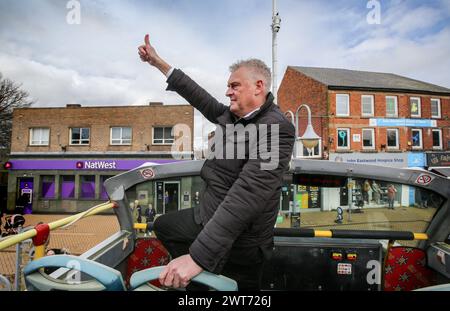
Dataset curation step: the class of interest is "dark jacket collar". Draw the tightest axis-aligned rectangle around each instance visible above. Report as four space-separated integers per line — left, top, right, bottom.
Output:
219 92 274 125
242 92 275 121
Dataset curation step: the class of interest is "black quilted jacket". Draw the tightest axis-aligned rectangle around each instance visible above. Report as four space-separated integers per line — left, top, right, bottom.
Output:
166 69 295 272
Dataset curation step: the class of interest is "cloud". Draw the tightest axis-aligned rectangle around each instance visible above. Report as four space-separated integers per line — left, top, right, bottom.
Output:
0 0 449 151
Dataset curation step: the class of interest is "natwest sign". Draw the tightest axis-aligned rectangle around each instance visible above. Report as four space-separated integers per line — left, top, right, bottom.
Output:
79 160 117 170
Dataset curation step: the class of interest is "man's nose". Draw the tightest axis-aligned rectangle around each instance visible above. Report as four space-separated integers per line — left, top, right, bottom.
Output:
225 87 233 97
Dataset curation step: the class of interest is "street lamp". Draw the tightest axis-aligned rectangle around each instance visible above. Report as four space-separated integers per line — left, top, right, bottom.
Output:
286 104 321 227
295 104 321 155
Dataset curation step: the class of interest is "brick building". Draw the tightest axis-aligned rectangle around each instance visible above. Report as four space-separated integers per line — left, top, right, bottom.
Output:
5 103 194 214
278 66 450 169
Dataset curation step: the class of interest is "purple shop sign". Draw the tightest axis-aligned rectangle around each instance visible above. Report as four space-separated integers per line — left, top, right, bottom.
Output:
9 159 180 171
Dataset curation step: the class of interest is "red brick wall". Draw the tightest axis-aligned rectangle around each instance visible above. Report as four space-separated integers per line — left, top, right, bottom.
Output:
328 90 450 152
11 105 194 153
278 67 329 151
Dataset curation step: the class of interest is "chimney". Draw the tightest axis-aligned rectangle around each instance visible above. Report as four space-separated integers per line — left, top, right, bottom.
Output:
66 104 82 108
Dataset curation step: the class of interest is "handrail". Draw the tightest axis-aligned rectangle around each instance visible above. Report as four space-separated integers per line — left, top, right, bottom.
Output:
274 228 428 240
0 201 116 251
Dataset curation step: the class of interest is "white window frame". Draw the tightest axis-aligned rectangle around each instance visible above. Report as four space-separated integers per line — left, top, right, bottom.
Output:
361 95 374 117
386 128 399 150
70 127 90 145
385 96 398 117
432 129 443 150
431 98 441 118
362 128 375 150
110 127 132 145
410 97 421 118
152 126 174 145
336 94 350 117
337 128 350 150
296 139 322 158
29 128 50 146
411 128 423 150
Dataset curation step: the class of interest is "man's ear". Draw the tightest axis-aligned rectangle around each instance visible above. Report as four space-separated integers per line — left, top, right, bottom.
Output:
255 79 264 95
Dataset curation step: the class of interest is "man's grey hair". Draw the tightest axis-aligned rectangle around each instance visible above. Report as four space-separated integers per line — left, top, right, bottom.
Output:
229 59 272 93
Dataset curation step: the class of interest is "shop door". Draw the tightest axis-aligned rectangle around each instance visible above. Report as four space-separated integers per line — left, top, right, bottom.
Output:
163 182 179 214
17 178 34 214
340 187 348 206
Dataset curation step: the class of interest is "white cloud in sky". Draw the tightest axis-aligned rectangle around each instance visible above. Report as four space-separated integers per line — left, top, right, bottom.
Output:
0 0 449 151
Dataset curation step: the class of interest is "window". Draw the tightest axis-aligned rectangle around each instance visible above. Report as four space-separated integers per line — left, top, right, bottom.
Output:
153 127 174 144
410 97 421 118
337 128 350 149
386 96 398 117
41 175 55 199
80 175 95 199
361 95 374 116
61 175 75 199
100 175 113 200
432 129 442 149
411 129 422 149
296 140 322 158
431 99 441 118
387 129 399 149
30 128 50 146
70 128 90 145
336 94 350 116
362 128 375 149
111 127 132 145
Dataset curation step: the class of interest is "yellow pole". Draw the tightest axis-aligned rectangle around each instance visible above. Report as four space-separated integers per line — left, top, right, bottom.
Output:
314 230 333 238
134 223 147 230
0 202 115 251
34 245 46 260
413 233 428 240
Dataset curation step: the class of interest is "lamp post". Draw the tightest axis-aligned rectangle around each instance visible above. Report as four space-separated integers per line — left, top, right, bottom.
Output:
287 104 321 228
271 0 281 104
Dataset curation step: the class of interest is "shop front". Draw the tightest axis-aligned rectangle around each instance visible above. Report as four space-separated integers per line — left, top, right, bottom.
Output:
6 159 180 214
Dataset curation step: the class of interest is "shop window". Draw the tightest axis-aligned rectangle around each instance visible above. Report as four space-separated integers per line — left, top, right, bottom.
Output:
41 175 55 199
411 129 422 149
337 128 350 149
153 127 174 144
70 128 90 145
362 128 375 149
432 129 442 149
387 129 399 149
61 175 75 199
30 128 50 146
100 175 114 200
80 175 95 199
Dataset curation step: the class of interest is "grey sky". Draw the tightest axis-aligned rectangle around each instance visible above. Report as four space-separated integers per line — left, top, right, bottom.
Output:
1 0 449 151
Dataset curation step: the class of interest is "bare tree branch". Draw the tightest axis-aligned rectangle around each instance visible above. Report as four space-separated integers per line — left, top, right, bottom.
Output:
0 72 33 156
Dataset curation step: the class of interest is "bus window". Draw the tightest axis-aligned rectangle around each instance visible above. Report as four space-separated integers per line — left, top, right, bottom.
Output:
280 175 444 247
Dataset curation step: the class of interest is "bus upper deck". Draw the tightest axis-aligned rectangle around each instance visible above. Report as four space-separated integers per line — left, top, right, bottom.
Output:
1 159 449 291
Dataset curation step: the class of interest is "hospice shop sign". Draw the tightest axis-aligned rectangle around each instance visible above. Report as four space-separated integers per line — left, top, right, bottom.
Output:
329 152 425 168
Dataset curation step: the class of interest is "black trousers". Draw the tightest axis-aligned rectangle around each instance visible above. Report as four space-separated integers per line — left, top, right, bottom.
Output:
153 208 268 291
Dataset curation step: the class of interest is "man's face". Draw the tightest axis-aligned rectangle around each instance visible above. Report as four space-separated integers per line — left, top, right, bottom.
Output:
226 67 260 118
